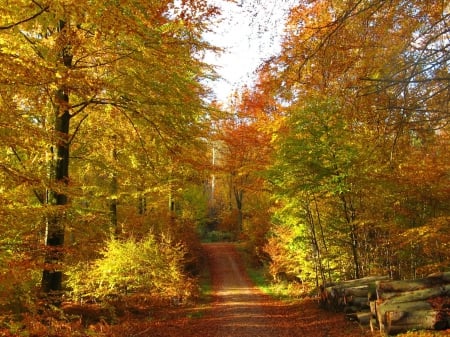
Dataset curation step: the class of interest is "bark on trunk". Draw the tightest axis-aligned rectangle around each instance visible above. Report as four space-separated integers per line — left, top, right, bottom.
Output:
386 309 448 335
377 275 450 299
42 105 70 294
41 19 72 296
377 300 432 332
109 138 119 238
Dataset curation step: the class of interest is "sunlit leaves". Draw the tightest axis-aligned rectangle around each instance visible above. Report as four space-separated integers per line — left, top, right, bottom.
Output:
256 0 450 283
65 234 191 301
0 0 218 306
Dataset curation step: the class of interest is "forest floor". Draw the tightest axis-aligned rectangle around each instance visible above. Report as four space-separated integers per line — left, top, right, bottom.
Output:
105 243 375 337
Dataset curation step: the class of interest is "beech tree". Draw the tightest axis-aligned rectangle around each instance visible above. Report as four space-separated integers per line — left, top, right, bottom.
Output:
0 0 217 300
211 88 273 245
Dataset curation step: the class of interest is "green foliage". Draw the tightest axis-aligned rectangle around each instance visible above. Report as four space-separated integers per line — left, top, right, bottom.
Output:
66 234 193 302
266 97 363 284
202 230 235 242
180 185 210 236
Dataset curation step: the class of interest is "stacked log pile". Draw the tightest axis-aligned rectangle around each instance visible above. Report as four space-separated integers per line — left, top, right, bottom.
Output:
318 276 389 319
318 272 450 335
375 272 450 335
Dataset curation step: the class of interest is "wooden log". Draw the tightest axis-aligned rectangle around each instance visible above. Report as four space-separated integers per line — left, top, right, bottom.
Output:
322 286 341 310
427 271 450 283
367 282 378 301
386 309 449 335
345 310 372 323
386 285 450 305
377 274 450 299
344 285 369 298
370 317 378 332
319 285 342 311
322 276 388 312
338 276 389 289
370 300 377 317
345 312 358 321
344 305 359 314
377 300 432 333
356 312 372 325
344 295 369 308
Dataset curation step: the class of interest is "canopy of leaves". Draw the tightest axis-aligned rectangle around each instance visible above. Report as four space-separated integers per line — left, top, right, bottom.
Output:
0 0 218 312
254 0 450 284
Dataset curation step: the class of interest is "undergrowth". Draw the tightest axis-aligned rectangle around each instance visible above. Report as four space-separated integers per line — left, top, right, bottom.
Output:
239 243 310 300
247 264 309 300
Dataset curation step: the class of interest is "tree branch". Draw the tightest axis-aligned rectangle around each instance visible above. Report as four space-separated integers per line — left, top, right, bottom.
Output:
68 114 89 145
9 147 45 204
0 5 49 30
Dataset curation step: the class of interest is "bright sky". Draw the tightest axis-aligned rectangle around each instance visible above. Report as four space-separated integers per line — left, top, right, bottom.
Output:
203 0 296 104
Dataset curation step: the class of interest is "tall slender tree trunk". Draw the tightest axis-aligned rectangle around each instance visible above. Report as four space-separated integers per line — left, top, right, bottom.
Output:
41 20 72 296
109 136 120 238
305 201 325 286
233 187 243 233
42 91 71 294
340 193 360 279
313 194 332 283
138 191 147 215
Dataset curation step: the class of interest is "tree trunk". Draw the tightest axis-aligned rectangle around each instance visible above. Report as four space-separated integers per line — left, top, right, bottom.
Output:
41 19 72 296
42 100 70 294
340 193 360 278
109 173 118 237
138 192 147 215
109 137 119 238
305 199 326 286
234 187 243 233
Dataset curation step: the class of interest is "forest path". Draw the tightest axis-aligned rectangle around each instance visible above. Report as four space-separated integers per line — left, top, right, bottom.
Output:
201 243 296 337
141 243 370 337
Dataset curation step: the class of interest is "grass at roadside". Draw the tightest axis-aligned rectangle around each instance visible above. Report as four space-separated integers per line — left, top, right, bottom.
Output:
247 265 306 300
198 268 213 303
197 251 214 305
238 243 306 300
246 267 272 295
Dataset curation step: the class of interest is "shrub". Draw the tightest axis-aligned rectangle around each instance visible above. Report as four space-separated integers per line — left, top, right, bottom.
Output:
0 252 41 315
65 234 194 303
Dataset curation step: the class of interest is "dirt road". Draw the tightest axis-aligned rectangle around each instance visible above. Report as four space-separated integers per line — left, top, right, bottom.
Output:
197 243 369 337
137 243 370 337
203 243 290 336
